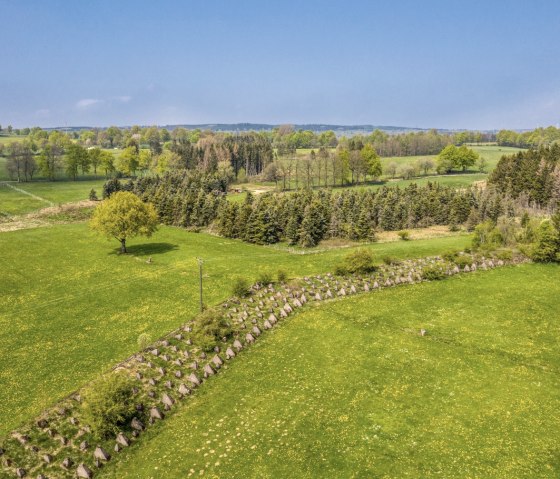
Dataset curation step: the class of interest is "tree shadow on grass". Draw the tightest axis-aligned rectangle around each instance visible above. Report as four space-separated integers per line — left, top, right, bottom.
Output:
109 242 179 257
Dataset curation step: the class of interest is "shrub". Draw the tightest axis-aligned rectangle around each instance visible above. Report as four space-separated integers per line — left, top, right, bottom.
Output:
342 248 377 274
334 264 348 276
192 307 234 351
256 271 273 285
137 333 151 350
89 188 98 201
382 255 400 266
81 372 137 439
232 276 250 297
472 220 502 250
102 178 122 199
453 255 473 268
277 269 288 283
442 250 459 262
398 230 410 241
421 266 446 281
496 249 513 261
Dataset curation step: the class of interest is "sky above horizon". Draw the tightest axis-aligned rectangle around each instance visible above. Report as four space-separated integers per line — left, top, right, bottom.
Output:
2 0 560 130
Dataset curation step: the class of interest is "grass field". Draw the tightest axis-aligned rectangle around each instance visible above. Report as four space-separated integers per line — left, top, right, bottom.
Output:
0 179 106 216
99 263 560 478
0 225 471 436
379 145 523 172
341 172 488 192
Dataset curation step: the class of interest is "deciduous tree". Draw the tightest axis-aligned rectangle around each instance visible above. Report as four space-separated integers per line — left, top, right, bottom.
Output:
90 191 158 253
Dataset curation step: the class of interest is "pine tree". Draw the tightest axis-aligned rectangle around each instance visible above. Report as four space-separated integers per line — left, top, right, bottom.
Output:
298 200 327 247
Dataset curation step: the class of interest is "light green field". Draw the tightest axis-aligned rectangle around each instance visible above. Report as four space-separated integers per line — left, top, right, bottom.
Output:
380 145 523 172
0 180 105 216
471 145 524 169
100 263 560 478
0 224 471 435
357 173 488 191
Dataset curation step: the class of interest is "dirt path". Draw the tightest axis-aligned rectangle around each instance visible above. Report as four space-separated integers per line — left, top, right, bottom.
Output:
2 182 55 206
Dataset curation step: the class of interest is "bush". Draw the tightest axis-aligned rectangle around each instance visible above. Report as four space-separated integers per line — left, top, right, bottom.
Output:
382 255 400 266
232 276 250 297
472 220 502 250
89 188 98 201
102 178 122 199
81 372 137 439
398 230 410 241
334 264 348 276
192 307 234 351
137 333 151 350
256 271 273 285
496 249 513 261
442 250 459 262
453 255 473 268
277 269 288 283
421 266 446 281
342 248 377 274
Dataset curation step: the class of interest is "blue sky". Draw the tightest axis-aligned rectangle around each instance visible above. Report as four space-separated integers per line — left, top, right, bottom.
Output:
2 0 560 129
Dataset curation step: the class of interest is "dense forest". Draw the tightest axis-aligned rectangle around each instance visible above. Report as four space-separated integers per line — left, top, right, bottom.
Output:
489 145 560 209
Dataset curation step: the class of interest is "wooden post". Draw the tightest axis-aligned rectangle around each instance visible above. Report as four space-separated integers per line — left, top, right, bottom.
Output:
197 257 204 312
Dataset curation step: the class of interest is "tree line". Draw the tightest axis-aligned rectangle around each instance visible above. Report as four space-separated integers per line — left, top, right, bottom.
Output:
489 144 560 209
0 130 271 182
496 126 560 148
105 171 521 248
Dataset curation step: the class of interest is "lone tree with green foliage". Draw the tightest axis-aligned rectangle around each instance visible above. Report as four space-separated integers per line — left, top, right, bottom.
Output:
90 191 158 253
437 145 479 173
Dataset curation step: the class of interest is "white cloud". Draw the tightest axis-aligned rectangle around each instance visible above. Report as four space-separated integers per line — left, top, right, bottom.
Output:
76 98 102 109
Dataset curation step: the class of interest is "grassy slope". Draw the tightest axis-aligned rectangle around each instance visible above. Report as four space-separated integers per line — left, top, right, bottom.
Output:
0 180 106 215
0 225 470 435
101 264 560 479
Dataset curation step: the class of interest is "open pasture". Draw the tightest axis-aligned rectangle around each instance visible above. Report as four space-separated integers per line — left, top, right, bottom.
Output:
100 263 560 478
0 224 471 435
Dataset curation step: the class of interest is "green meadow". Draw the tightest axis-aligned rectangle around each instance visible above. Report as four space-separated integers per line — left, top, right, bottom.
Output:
100 263 560 478
0 180 106 216
0 224 470 436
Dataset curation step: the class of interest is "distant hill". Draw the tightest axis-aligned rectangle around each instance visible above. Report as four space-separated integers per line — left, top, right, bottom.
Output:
44 123 439 135
163 123 432 135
